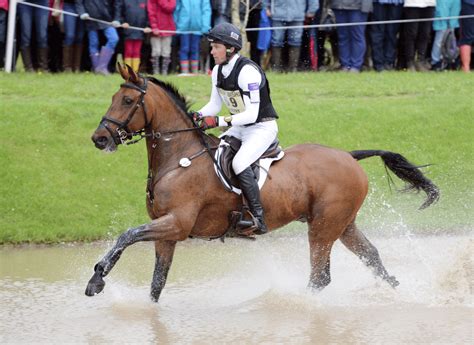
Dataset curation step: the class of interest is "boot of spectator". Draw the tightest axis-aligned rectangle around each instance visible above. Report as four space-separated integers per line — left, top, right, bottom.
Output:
62 45 73 72
96 47 114 75
37 47 49 72
415 59 430 72
132 58 140 72
90 52 100 72
152 56 160 74
180 60 189 74
406 60 416 72
72 44 83 72
190 60 199 74
0 43 5 69
460 45 471 72
162 57 171 75
271 47 283 72
20 47 34 72
288 46 301 72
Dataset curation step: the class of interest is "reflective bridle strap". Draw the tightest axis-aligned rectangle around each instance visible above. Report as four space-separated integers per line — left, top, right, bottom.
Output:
100 79 150 145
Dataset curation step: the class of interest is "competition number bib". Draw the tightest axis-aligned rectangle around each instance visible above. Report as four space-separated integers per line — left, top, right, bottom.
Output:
217 89 246 114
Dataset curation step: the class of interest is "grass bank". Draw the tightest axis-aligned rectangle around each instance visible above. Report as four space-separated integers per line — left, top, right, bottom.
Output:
0 71 472 243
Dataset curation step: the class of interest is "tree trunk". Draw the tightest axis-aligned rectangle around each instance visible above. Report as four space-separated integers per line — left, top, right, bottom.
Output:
231 0 249 57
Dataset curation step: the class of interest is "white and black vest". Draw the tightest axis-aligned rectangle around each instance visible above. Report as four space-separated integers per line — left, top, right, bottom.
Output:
216 56 278 121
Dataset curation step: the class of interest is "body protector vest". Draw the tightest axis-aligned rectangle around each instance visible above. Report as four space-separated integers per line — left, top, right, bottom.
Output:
216 56 278 122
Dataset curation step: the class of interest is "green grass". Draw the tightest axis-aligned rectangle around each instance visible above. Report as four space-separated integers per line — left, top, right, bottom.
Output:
0 71 473 243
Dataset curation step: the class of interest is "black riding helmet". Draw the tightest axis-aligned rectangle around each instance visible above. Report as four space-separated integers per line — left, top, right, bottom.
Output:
207 22 242 51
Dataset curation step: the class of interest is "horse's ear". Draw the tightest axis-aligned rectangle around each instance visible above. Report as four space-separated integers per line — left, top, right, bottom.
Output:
117 62 129 81
126 64 139 84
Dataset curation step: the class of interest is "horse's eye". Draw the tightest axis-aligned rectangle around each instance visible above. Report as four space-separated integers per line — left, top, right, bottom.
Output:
123 97 134 105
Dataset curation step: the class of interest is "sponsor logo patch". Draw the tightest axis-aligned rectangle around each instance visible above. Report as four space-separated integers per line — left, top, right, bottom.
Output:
230 32 239 40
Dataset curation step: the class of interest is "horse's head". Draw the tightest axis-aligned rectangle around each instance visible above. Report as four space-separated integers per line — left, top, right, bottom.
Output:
91 63 150 152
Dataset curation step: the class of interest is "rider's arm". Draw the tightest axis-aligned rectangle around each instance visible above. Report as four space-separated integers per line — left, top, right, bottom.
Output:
198 66 223 116
218 64 261 127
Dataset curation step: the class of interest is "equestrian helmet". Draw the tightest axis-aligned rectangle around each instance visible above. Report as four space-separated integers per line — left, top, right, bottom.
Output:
207 23 242 51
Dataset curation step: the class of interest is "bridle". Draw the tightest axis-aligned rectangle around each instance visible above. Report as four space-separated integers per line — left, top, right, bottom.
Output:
97 75 227 205
99 77 200 146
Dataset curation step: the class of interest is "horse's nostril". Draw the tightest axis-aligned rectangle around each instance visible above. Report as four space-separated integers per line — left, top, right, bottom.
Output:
93 136 108 149
97 136 107 144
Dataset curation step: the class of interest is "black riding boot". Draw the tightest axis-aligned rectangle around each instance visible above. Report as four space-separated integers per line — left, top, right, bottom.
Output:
237 167 268 235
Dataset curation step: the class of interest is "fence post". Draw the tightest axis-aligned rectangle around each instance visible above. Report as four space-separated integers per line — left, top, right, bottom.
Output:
5 0 18 73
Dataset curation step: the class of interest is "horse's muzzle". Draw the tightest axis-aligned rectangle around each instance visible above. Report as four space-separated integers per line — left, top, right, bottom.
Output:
91 133 115 152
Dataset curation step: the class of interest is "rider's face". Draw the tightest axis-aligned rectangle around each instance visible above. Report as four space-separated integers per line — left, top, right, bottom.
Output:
210 42 231 65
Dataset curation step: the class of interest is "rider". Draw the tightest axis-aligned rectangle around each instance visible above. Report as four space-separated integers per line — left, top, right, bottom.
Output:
194 22 279 235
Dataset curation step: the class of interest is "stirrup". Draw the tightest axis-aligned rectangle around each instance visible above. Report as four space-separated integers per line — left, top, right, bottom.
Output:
236 207 267 236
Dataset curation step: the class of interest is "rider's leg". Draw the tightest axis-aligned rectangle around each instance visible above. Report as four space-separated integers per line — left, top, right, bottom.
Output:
237 166 268 234
231 121 278 234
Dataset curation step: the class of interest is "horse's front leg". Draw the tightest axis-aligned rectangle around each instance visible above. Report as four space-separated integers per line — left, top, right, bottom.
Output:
150 240 176 302
85 214 184 297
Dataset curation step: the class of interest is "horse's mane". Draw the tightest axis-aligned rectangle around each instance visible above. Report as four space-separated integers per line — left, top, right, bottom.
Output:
147 77 192 114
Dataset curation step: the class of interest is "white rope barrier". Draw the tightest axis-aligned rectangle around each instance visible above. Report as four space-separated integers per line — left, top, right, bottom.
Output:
4 0 474 72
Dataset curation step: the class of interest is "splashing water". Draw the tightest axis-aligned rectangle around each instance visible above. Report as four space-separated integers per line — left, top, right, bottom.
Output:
0 230 472 344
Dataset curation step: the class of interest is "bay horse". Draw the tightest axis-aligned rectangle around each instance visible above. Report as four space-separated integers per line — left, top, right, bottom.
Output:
86 64 439 302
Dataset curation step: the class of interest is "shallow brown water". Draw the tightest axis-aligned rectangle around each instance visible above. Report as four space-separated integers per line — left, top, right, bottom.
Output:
0 232 472 344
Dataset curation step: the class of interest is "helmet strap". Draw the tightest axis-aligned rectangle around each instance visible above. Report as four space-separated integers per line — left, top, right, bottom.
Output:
223 47 235 65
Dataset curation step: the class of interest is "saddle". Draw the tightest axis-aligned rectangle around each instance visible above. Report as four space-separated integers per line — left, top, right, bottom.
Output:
214 136 284 240
215 135 283 194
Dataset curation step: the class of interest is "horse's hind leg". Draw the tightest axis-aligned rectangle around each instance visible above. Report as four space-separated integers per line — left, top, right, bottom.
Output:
307 223 337 291
150 240 176 302
340 222 399 287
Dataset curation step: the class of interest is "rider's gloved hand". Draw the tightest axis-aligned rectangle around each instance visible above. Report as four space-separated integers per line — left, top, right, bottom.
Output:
190 111 202 122
199 116 218 130
80 13 90 20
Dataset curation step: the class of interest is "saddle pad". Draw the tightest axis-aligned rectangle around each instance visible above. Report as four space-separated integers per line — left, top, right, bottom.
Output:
214 140 285 194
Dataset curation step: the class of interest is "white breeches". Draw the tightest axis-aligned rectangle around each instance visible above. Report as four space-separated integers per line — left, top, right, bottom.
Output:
221 120 278 175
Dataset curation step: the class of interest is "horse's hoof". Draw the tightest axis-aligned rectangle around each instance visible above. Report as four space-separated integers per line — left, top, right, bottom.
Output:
85 271 106 296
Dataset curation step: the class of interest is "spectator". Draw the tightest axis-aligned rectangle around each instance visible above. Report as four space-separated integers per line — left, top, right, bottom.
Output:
148 0 176 75
18 0 50 72
265 0 318 72
241 0 263 66
62 0 85 72
211 0 231 25
330 0 373 72
459 0 474 72
76 0 120 75
317 0 340 71
370 0 404 71
402 0 435 71
0 0 6 69
174 0 211 74
430 0 460 70
114 0 151 72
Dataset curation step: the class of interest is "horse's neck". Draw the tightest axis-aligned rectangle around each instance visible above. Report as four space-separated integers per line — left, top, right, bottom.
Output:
145 87 202 177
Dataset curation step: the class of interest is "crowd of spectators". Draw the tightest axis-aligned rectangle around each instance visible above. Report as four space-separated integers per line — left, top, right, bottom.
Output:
0 0 472 73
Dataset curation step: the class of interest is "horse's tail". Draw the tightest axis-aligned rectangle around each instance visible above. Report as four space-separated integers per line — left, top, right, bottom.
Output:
350 150 440 210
